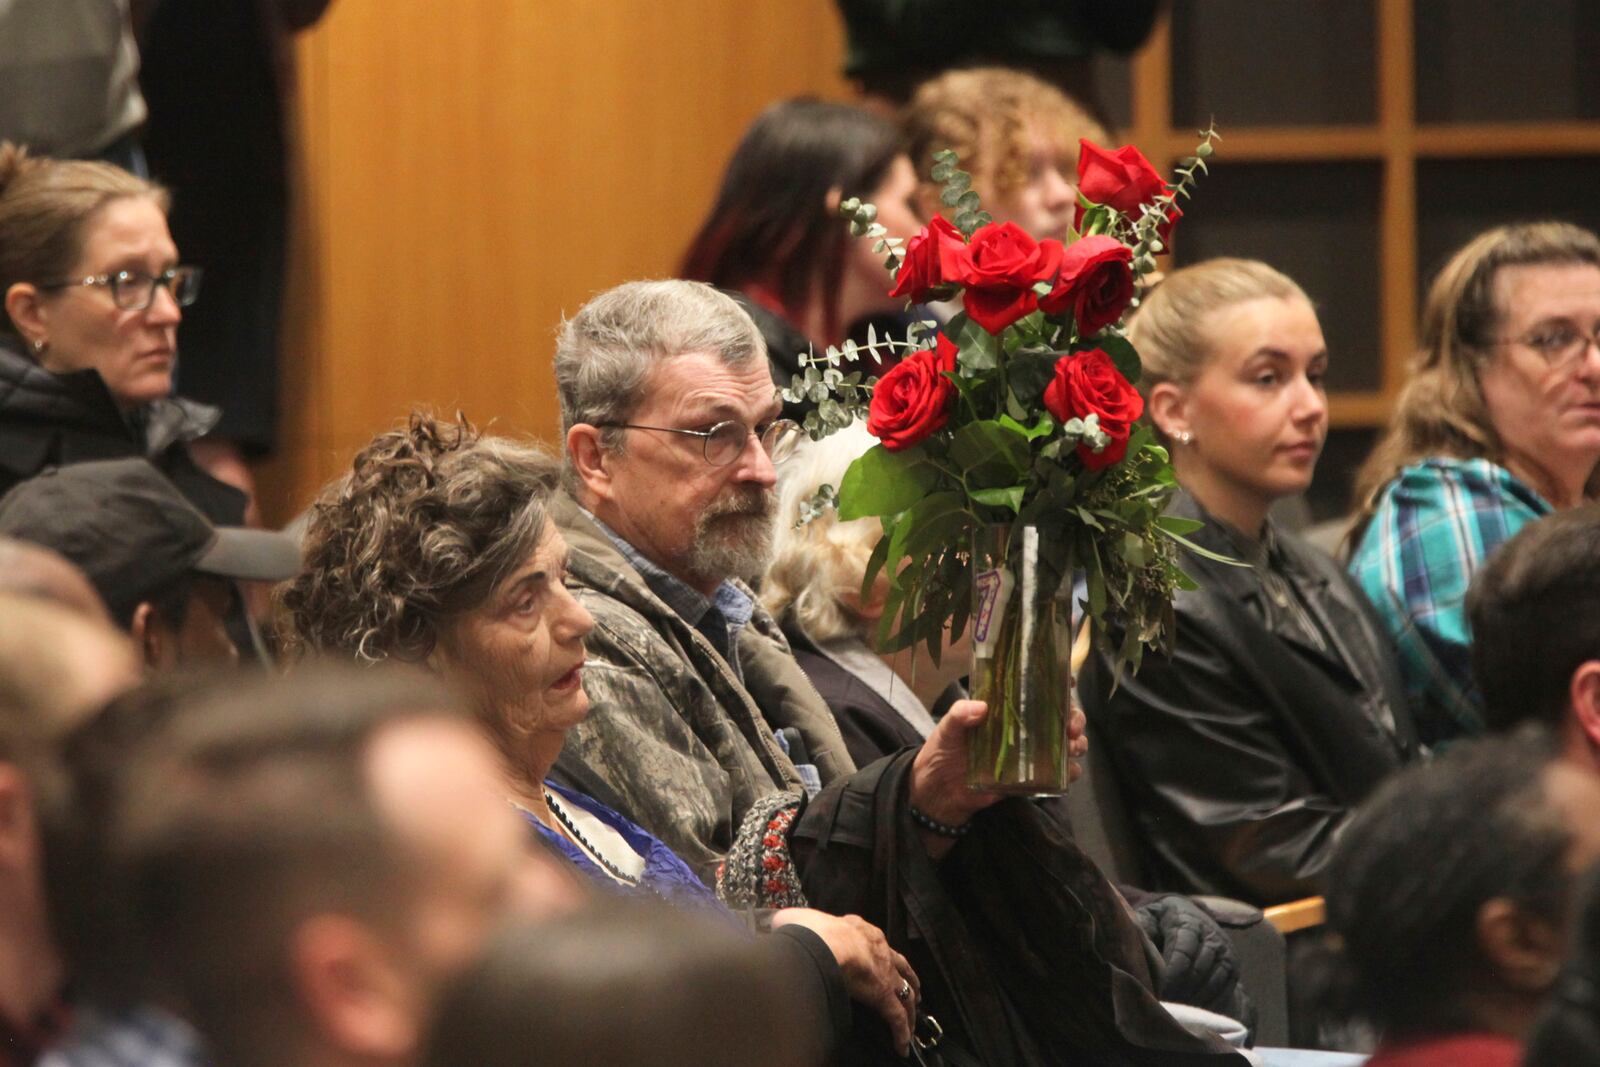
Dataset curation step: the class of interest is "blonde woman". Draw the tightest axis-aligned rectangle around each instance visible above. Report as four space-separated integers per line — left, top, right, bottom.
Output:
1077 258 1421 907
1350 222 1600 746
765 422 970 767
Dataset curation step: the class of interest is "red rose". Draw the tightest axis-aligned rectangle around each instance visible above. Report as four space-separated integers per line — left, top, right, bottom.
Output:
1074 139 1168 230
888 215 965 302
1042 348 1145 470
1038 235 1134 336
866 335 958 451
945 222 1064 334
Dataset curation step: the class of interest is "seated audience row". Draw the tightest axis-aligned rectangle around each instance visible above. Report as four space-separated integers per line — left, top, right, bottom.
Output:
3 76 1599 1066
277 416 893 1054
281 281 1254 1063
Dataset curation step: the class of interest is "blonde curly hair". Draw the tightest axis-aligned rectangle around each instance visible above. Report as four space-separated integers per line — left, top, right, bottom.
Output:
763 423 884 643
902 67 1106 220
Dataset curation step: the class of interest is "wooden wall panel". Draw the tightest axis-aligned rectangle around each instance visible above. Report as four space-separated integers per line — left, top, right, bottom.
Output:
258 1 851 523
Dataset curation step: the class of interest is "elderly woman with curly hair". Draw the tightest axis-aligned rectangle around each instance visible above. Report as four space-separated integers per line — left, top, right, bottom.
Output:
277 413 934 1058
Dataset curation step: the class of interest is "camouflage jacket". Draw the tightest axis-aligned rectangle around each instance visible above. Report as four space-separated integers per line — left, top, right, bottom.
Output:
550 493 854 879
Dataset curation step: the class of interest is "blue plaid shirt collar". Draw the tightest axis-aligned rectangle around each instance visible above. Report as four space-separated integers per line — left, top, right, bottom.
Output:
584 511 755 669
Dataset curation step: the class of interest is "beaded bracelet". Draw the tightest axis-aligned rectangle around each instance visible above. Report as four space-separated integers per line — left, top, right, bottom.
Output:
909 804 971 838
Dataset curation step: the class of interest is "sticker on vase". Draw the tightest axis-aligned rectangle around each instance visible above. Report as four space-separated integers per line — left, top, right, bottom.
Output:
972 566 1014 659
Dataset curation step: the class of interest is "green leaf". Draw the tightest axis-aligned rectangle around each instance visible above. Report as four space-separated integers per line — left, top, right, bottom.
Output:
1161 528 1248 567
1007 348 1060 408
949 419 1030 486
954 209 993 238
951 314 1000 370
1087 333 1142 384
860 525 892 599
1121 530 1148 569
1078 203 1113 236
897 493 972 559
836 445 939 520
1154 515 1205 536
971 484 1025 513
938 171 972 206
998 412 1054 441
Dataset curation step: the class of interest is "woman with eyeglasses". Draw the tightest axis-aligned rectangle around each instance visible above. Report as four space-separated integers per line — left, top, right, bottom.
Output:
0 141 242 524
1350 222 1600 746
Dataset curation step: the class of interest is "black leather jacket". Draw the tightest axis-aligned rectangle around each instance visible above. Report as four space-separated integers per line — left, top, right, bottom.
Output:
1079 492 1422 906
0 338 245 524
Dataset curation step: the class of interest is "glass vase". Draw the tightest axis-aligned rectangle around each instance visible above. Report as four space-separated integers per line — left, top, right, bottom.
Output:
966 524 1073 796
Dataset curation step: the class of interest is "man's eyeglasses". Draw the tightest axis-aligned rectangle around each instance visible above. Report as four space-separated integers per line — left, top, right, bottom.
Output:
38 266 203 311
1496 324 1600 371
599 418 802 466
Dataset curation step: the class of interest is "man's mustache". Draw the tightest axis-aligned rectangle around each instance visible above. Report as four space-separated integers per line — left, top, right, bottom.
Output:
703 489 776 521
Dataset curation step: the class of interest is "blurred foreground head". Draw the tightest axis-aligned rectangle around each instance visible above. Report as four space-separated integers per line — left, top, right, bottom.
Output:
1470 503 1600 761
0 595 137 1040
109 662 582 1067
1327 731 1600 1044
423 902 822 1067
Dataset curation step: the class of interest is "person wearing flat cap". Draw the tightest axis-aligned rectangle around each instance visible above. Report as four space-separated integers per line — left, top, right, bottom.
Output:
0 457 300 670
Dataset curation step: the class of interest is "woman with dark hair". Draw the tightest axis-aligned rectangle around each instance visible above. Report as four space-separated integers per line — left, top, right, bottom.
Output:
680 98 922 418
1350 222 1600 746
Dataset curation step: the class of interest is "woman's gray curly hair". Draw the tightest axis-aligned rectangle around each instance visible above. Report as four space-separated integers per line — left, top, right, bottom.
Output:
278 413 561 663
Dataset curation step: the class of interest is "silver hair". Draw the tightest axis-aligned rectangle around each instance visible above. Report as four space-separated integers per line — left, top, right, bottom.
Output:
553 280 767 488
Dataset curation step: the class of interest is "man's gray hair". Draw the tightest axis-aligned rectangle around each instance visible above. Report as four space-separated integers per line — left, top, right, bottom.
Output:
554 281 767 479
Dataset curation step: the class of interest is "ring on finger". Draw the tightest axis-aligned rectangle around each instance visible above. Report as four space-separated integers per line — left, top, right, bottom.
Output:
897 979 913 1002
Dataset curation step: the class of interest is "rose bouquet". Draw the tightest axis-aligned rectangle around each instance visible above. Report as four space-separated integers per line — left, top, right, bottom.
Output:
784 131 1221 793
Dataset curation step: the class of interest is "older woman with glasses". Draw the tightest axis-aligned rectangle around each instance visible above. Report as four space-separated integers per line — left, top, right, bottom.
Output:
0 141 239 524
1350 222 1600 745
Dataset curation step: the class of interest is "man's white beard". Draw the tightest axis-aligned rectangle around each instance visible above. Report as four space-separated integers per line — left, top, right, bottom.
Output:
684 488 777 586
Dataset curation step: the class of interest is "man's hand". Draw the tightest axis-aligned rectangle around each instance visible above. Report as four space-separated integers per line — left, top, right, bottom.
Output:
908 700 1090 858
770 907 920 1055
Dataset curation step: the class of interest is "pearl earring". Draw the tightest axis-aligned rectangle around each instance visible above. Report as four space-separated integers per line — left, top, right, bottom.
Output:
1174 430 1193 445
32 338 46 354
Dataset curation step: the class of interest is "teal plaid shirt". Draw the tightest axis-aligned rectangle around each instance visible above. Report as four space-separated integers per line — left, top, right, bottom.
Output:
1349 457 1550 746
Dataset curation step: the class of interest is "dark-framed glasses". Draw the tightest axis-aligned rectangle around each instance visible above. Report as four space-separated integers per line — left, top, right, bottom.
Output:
38 266 203 311
600 418 801 466
1497 323 1600 371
